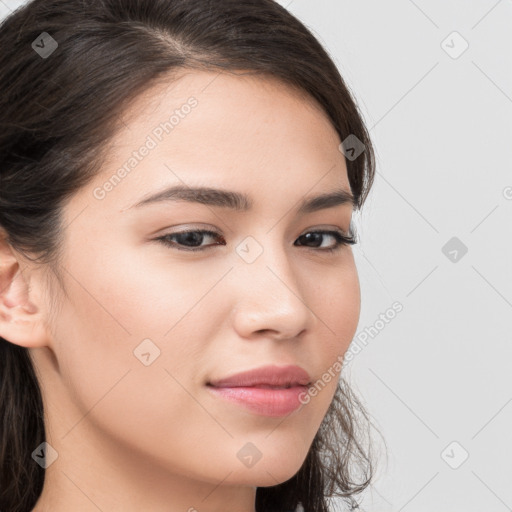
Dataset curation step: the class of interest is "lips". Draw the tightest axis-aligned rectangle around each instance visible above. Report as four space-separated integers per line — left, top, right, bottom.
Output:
207 364 312 388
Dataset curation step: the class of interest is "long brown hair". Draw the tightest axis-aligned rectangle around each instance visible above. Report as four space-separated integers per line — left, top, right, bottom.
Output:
0 1 379 511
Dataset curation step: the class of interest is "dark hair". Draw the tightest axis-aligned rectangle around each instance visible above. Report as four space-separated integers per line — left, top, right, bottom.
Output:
0 0 379 511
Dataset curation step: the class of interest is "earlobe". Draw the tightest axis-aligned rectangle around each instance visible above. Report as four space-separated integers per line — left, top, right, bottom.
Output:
0 237 49 348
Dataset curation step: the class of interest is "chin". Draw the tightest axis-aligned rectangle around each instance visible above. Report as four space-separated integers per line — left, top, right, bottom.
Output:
251 464 303 487
228 455 306 487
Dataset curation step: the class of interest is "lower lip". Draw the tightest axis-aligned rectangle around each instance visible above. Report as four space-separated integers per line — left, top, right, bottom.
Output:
206 385 309 417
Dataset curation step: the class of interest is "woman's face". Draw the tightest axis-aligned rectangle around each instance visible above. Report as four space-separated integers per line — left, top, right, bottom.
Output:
31 69 360 504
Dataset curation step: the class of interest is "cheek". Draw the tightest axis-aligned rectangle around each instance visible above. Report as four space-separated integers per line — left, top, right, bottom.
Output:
274 254 360 432
310 254 361 354
52 250 206 386
49 260 224 476
50 241 224 430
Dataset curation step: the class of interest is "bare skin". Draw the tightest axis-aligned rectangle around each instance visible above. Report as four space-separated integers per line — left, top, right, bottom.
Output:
0 69 360 512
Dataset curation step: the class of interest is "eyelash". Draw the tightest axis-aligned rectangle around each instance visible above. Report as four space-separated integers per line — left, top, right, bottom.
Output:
154 228 357 254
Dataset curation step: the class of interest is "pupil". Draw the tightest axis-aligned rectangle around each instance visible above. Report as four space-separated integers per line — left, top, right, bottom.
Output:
180 232 202 246
303 233 321 247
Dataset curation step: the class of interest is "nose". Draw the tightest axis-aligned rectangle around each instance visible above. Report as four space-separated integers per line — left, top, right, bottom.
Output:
230 237 318 341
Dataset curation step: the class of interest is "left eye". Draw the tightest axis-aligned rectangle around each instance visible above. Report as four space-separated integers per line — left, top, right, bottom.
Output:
155 228 357 253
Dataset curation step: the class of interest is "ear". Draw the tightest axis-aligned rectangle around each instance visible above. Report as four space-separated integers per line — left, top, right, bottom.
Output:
0 233 50 348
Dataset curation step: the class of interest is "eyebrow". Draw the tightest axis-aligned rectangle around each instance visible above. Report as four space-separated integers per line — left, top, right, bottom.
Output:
126 185 355 214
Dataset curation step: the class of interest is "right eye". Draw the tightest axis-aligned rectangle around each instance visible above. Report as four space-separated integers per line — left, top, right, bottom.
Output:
154 229 225 252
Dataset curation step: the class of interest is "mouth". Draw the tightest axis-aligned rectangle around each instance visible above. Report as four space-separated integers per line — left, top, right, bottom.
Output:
205 364 312 417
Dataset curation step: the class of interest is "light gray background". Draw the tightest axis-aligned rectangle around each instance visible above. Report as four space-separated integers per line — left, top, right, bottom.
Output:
2 0 511 510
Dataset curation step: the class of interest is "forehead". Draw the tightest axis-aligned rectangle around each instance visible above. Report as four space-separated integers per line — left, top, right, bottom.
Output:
119 68 332 132
77 69 350 217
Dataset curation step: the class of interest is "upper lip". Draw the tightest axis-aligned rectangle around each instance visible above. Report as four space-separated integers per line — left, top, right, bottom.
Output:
207 364 311 388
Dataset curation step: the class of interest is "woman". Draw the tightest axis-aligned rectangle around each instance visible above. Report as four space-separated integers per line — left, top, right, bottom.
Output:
0 0 379 511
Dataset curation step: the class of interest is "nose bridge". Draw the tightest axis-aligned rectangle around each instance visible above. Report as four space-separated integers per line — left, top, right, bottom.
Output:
236 232 298 295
